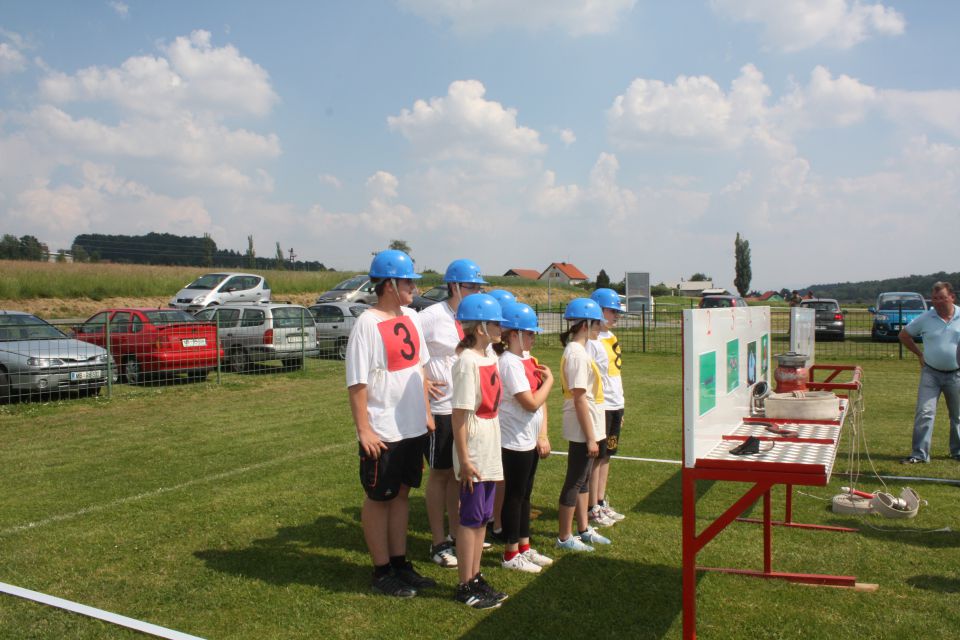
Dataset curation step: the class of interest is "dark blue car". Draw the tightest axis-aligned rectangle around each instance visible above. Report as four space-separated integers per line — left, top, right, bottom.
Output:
869 292 927 342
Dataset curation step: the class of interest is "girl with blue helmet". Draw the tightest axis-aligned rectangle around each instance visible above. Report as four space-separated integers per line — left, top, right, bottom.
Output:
493 302 555 572
586 288 627 526
420 258 486 569
345 249 436 597
555 298 611 551
487 289 516 307
450 294 508 608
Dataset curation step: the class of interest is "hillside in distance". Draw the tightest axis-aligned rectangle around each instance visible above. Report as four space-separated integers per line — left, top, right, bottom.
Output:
802 271 959 303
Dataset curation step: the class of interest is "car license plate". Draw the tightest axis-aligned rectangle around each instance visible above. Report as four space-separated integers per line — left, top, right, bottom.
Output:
287 335 305 343
182 338 207 347
70 370 103 381
816 325 826 330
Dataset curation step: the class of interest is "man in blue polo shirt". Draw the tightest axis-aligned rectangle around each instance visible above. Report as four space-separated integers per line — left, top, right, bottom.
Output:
898 281 960 464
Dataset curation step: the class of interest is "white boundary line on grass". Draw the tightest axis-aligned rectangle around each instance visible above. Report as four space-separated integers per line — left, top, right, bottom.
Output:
0 580 205 640
0 442 352 538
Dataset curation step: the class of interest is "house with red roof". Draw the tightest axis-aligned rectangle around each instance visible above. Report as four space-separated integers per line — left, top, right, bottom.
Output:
503 268 541 280
539 262 589 286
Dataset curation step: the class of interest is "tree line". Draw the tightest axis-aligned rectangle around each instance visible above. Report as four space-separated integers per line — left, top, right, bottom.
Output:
800 272 960 303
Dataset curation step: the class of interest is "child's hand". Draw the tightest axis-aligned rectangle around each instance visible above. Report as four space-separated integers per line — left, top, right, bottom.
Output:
586 440 599 458
460 463 480 492
536 435 551 459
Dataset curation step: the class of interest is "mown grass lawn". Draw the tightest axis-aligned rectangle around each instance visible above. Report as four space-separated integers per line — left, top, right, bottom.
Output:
1 350 959 639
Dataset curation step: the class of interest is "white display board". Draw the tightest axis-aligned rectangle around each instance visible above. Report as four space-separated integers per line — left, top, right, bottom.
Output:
789 307 816 367
682 307 771 468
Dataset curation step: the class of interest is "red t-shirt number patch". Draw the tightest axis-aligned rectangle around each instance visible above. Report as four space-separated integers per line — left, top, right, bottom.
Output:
377 315 421 372
477 363 501 419
522 357 544 391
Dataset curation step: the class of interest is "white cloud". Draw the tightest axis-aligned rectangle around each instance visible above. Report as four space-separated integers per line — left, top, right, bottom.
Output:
558 128 576 146
108 1 129 18
881 89 960 139
308 171 415 237
318 173 342 188
39 30 278 117
398 0 636 36
388 79 546 164
711 0 905 51
0 41 27 75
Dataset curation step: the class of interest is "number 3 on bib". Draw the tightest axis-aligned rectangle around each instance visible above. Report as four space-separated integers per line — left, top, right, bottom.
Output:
377 316 421 372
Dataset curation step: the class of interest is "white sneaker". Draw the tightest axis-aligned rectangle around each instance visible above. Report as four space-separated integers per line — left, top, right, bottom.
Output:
430 540 458 568
588 506 616 528
522 548 554 567
555 535 594 552
601 504 626 522
502 553 542 573
579 526 611 545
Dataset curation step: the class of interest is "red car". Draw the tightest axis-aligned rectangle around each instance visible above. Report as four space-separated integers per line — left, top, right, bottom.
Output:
74 308 221 384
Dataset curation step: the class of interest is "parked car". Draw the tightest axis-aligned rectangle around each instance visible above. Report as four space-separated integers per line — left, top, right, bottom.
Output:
315 275 377 305
799 298 845 341
698 294 747 308
74 308 220 384
309 302 369 359
1 310 113 400
169 272 270 311
408 285 450 312
869 292 927 342
194 303 319 372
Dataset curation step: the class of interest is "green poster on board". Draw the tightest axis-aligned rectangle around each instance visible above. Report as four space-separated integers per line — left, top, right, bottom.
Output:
726 338 740 393
761 334 769 378
699 351 716 416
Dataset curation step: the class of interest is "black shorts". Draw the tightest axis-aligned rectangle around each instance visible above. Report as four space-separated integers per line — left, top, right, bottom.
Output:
359 434 427 501
603 409 624 457
424 414 454 470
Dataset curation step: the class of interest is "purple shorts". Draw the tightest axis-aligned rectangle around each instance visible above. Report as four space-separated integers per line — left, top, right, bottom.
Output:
459 480 496 528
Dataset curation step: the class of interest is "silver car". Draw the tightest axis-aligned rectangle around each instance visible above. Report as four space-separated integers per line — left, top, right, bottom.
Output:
194 303 319 372
169 272 271 311
1 311 113 400
315 275 377 305
309 302 369 359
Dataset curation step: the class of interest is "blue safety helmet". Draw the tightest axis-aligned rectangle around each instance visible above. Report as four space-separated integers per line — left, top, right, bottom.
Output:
456 293 504 323
564 297 603 322
501 302 542 333
591 288 621 311
487 289 516 306
369 249 421 280
443 259 487 284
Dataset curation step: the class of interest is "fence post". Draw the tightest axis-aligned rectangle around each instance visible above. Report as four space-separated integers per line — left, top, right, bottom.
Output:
642 304 647 353
215 313 222 384
105 318 113 398
898 301 903 360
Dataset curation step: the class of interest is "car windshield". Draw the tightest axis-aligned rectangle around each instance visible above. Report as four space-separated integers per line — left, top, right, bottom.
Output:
802 302 838 312
272 307 312 328
423 286 448 301
143 310 201 324
185 274 228 290
701 297 731 308
0 314 67 341
349 305 367 318
879 297 925 311
333 275 368 291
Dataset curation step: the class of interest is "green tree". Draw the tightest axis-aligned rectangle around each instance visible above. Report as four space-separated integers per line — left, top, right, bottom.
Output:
71 243 89 263
246 235 256 270
596 269 611 289
389 239 412 257
0 234 19 259
689 272 711 282
274 242 285 270
734 232 752 297
202 233 215 267
651 282 672 296
19 235 47 261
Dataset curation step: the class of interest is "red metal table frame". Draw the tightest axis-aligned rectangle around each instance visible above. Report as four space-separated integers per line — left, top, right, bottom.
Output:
681 365 862 640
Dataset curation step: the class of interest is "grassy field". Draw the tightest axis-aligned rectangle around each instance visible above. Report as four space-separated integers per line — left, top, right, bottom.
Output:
2 350 959 639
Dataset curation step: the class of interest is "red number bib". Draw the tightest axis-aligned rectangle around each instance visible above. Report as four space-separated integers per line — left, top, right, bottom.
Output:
377 315 421 372
455 320 465 341
522 356 543 391
476 363 502 419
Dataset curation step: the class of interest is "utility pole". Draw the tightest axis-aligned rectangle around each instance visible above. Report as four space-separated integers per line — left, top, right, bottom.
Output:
288 247 297 270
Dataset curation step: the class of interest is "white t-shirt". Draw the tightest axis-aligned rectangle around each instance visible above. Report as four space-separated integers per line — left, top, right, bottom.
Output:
419 301 461 415
588 331 625 410
560 341 605 443
345 307 430 443
451 348 504 481
498 351 544 452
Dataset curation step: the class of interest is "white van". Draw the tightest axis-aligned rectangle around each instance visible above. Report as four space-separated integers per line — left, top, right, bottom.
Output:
169 272 271 311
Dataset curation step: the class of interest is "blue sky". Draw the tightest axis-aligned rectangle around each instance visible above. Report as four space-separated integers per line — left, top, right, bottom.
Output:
1 1 958 291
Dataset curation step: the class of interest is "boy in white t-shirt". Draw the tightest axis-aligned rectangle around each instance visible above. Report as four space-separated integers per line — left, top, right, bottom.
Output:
346 250 436 598
586 288 628 526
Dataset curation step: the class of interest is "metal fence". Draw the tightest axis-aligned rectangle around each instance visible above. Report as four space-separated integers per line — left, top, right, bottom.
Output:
0 313 339 403
533 304 912 360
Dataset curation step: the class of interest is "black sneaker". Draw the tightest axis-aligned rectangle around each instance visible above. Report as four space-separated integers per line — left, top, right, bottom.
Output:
372 571 417 598
900 456 928 464
471 573 508 603
486 522 507 544
394 561 437 589
455 583 501 610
